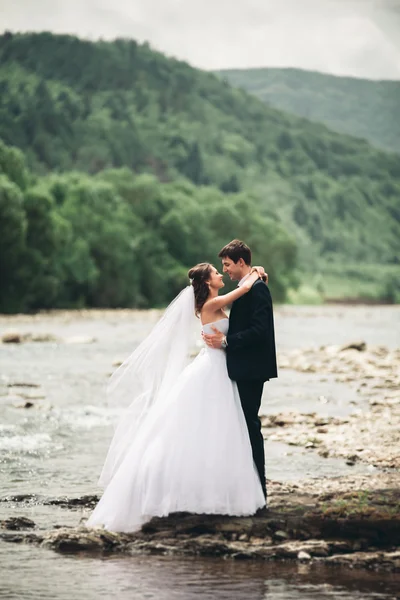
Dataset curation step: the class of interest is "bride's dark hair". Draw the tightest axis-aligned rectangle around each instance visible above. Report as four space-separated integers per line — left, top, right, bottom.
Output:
188 263 212 317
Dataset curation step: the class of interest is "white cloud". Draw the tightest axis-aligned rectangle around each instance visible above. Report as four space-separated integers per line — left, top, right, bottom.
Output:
0 0 399 79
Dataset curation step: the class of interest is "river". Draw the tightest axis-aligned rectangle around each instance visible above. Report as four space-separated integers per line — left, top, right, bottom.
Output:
0 305 399 599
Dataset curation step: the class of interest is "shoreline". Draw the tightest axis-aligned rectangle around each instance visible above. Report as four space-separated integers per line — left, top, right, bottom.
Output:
1 475 399 572
0 301 399 321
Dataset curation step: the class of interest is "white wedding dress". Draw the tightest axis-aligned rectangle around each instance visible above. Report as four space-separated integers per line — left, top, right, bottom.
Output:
87 318 265 532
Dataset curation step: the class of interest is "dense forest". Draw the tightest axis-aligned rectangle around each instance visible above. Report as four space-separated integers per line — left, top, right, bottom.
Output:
0 139 297 312
217 67 400 155
1 32 400 311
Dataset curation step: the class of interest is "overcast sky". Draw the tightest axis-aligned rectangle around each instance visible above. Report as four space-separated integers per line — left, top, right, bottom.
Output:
1 0 400 80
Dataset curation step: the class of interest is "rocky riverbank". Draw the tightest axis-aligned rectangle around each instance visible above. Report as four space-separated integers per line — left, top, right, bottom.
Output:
1 308 399 577
1 477 399 572
268 341 400 469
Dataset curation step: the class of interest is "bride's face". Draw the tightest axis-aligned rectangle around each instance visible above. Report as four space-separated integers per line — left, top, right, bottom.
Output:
207 267 225 290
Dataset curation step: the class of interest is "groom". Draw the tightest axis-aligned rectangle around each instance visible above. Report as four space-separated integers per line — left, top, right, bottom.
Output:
203 239 277 501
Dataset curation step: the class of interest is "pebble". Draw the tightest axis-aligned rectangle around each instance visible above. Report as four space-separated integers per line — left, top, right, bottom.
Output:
64 336 97 344
1 331 21 343
297 551 312 561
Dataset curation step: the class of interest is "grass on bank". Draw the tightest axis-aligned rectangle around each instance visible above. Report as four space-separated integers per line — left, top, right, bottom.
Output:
287 263 400 305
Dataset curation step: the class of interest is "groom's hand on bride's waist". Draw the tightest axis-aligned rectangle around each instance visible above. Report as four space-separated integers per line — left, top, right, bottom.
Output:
202 326 225 349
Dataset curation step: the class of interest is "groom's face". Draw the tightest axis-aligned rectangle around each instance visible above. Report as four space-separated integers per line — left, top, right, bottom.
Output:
221 257 242 281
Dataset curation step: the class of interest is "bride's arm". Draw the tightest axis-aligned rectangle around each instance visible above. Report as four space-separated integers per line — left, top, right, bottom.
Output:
203 269 261 312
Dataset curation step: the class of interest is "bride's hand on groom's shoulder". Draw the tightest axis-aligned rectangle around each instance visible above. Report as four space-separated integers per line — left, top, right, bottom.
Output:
251 266 268 284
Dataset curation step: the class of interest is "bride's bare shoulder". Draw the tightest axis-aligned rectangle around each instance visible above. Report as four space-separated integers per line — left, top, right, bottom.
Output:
200 302 227 325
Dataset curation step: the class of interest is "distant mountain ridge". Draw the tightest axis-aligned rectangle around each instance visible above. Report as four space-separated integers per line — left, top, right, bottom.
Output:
216 67 400 154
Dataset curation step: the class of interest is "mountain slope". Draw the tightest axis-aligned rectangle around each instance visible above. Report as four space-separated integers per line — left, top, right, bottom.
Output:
1 32 400 303
217 67 400 155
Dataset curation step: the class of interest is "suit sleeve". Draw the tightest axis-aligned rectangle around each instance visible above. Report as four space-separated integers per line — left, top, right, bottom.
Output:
226 282 271 350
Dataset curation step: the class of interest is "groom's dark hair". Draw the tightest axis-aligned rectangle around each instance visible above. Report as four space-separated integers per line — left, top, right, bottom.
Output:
218 239 252 265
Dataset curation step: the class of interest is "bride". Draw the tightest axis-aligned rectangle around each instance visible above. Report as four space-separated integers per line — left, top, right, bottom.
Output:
87 263 266 532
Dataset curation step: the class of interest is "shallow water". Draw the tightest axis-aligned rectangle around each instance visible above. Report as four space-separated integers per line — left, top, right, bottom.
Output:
1 546 399 600
0 305 399 599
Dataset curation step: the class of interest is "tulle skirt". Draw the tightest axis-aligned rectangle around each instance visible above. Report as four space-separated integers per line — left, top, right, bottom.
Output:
87 348 265 532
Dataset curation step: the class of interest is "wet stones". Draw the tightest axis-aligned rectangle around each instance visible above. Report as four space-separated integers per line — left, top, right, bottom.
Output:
44 495 100 509
0 493 39 504
0 331 95 344
297 550 312 561
0 381 46 407
1 331 22 343
64 336 97 344
324 550 400 572
264 341 400 469
340 341 367 352
14 401 35 409
273 530 289 541
41 527 130 553
7 382 41 389
1 481 399 571
1 331 59 343
1 516 36 530
0 493 100 509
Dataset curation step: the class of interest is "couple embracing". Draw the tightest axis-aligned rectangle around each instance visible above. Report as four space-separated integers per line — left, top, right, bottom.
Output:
88 240 277 532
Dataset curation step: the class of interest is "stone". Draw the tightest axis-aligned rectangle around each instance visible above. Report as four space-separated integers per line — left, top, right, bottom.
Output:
27 333 59 343
64 336 97 344
273 530 289 541
7 382 40 388
318 450 330 458
1 517 36 530
44 494 100 509
41 528 116 552
1 332 59 344
297 550 312 561
16 392 45 400
2 331 22 344
14 401 35 409
341 341 367 352
346 454 359 466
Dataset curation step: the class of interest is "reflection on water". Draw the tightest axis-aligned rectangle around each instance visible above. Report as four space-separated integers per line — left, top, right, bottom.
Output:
0 305 399 599
1 545 399 600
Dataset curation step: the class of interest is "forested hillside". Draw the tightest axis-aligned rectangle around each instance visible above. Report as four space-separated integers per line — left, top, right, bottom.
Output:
217 67 400 155
0 139 298 312
1 32 400 311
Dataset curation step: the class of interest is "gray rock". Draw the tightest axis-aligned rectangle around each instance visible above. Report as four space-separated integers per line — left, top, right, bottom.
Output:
1 517 36 530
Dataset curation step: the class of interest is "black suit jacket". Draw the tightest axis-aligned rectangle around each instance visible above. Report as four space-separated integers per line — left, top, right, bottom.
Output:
226 279 277 382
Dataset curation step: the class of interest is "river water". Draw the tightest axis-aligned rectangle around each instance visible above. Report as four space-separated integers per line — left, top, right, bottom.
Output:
0 305 399 599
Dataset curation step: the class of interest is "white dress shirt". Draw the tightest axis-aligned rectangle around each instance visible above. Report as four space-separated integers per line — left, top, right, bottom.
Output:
238 272 251 287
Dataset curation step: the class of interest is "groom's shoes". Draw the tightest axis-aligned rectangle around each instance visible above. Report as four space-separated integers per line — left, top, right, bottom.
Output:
255 488 268 516
255 505 269 517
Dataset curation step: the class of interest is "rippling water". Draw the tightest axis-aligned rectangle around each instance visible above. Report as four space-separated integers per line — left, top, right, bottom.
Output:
1 305 399 599
1 546 399 600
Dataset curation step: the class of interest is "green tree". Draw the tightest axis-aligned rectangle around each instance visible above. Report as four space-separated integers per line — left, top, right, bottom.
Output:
0 175 27 312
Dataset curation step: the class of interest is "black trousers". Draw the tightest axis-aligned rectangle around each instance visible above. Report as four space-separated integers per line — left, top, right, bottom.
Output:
236 380 266 499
